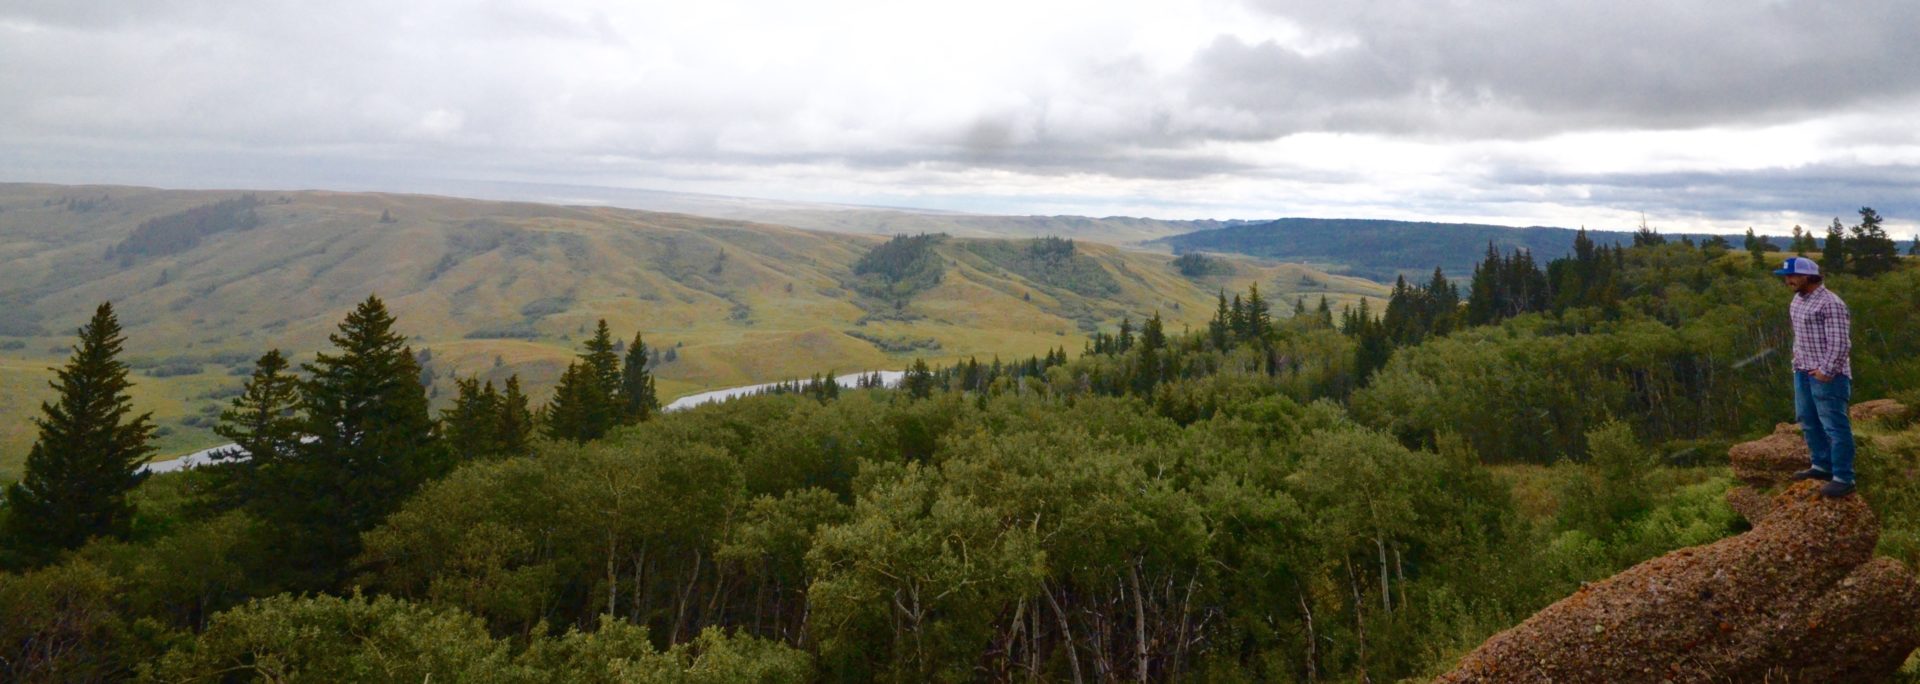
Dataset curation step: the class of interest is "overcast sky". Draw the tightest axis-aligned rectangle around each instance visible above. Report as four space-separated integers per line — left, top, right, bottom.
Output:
4 0 1918 235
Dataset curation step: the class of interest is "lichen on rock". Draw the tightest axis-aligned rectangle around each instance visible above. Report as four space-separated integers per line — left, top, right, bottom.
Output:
1436 480 1920 683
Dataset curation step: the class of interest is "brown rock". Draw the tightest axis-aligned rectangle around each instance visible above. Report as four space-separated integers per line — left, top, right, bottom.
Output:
1852 399 1913 425
1435 481 1920 684
1724 486 1773 524
1729 422 1809 487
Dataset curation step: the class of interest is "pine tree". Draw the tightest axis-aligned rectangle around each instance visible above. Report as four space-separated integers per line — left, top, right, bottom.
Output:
619 332 660 423
497 375 534 457
1909 234 1920 257
903 358 934 399
1848 206 1900 277
543 362 607 444
1745 228 1768 269
1425 267 1459 336
1823 218 1849 274
583 319 622 406
4 303 153 562
1244 282 1271 340
441 377 503 460
1209 291 1230 351
208 349 302 506
278 294 442 587
1134 312 1167 395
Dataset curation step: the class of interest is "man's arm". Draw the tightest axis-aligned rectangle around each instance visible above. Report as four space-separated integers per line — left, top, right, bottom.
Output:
1818 298 1852 379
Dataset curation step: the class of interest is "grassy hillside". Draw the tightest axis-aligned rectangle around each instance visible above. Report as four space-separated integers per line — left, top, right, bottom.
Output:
0 183 1384 475
1153 217 1790 281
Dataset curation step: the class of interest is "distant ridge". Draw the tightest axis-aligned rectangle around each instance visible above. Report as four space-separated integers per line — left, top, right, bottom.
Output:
1154 218 1778 281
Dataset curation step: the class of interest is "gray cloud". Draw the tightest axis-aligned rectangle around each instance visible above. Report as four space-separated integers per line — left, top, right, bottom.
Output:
1178 0 1920 139
1 0 1916 226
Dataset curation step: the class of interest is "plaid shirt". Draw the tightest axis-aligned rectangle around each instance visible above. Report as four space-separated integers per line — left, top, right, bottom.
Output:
1789 284 1851 378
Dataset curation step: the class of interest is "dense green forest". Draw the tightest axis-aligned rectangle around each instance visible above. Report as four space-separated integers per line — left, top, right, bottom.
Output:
4 216 1920 682
1153 216 1817 281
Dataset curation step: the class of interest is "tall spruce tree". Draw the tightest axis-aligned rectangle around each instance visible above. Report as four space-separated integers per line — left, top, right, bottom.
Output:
620 332 660 423
1848 207 1900 277
275 294 441 587
497 375 534 457
544 362 608 444
441 377 503 460
4 303 153 563
903 358 935 399
544 322 626 442
1823 218 1849 273
1209 291 1231 351
208 349 302 507
1909 234 1920 257
1426 267 1459 336
1244 282 1272 340
583 320 622 400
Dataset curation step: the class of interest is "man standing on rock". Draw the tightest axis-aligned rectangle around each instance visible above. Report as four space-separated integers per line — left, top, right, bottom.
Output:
1776 256 1856 498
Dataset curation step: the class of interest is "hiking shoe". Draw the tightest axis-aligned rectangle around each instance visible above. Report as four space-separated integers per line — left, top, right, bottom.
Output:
1819 480 1857 498
1790 468 1833 482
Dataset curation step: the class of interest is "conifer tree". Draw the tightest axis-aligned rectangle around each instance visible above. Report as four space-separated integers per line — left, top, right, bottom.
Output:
1744 228 1767 268
1425 267 1459 336
1464 244 1500 326
1383 275 1414 343
619 332 660 423
1791 225 1816 255
4 303 153 562
1209 291 1231 351
1823 218 1849 273
277 294 441 587
1848 207 1900 277
216 350 301 461
903 358 934 399
583 320 622 400
496 375 534 457
441 377 503 460
1244 282 1271 340
1135 312 1166 394
544 362 607 444
208 349 302 506
1909 234 1920 257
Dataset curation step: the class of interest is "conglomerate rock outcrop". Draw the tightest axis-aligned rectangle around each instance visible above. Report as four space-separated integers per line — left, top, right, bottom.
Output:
1436 416 1920 683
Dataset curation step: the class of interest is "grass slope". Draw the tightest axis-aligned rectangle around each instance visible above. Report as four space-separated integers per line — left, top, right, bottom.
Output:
0 183 1385 474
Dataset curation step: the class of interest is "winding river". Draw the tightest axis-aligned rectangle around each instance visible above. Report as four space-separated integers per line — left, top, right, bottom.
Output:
139 369 904 474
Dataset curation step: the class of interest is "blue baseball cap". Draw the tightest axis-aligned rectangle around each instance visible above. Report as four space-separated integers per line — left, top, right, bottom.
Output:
1772 256 1820 276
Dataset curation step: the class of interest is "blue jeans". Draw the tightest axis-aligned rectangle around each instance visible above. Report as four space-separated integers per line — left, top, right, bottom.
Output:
1794 370 1855 484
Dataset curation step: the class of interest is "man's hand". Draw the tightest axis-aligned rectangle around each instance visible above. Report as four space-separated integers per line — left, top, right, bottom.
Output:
1813 370 1833 382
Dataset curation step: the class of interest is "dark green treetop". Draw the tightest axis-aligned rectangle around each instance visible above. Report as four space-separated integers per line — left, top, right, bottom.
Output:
4 303 154 563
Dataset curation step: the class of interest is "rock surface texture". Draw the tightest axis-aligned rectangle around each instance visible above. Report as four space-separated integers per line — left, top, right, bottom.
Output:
1437 422 1920 683
1854 399 1914 425
1728 422 1807 488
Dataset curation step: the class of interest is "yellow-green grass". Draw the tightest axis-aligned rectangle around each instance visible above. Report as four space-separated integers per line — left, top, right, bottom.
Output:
0 357 231 481
0 183 1388 479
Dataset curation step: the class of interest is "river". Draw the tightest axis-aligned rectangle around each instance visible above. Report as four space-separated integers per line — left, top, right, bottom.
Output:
138 369 903 474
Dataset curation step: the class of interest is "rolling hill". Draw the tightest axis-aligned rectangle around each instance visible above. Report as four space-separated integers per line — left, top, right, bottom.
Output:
0 183 1386 478
1153 217 1791 281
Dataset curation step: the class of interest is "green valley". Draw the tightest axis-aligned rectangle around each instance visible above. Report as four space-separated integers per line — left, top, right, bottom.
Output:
0 184 1385 478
